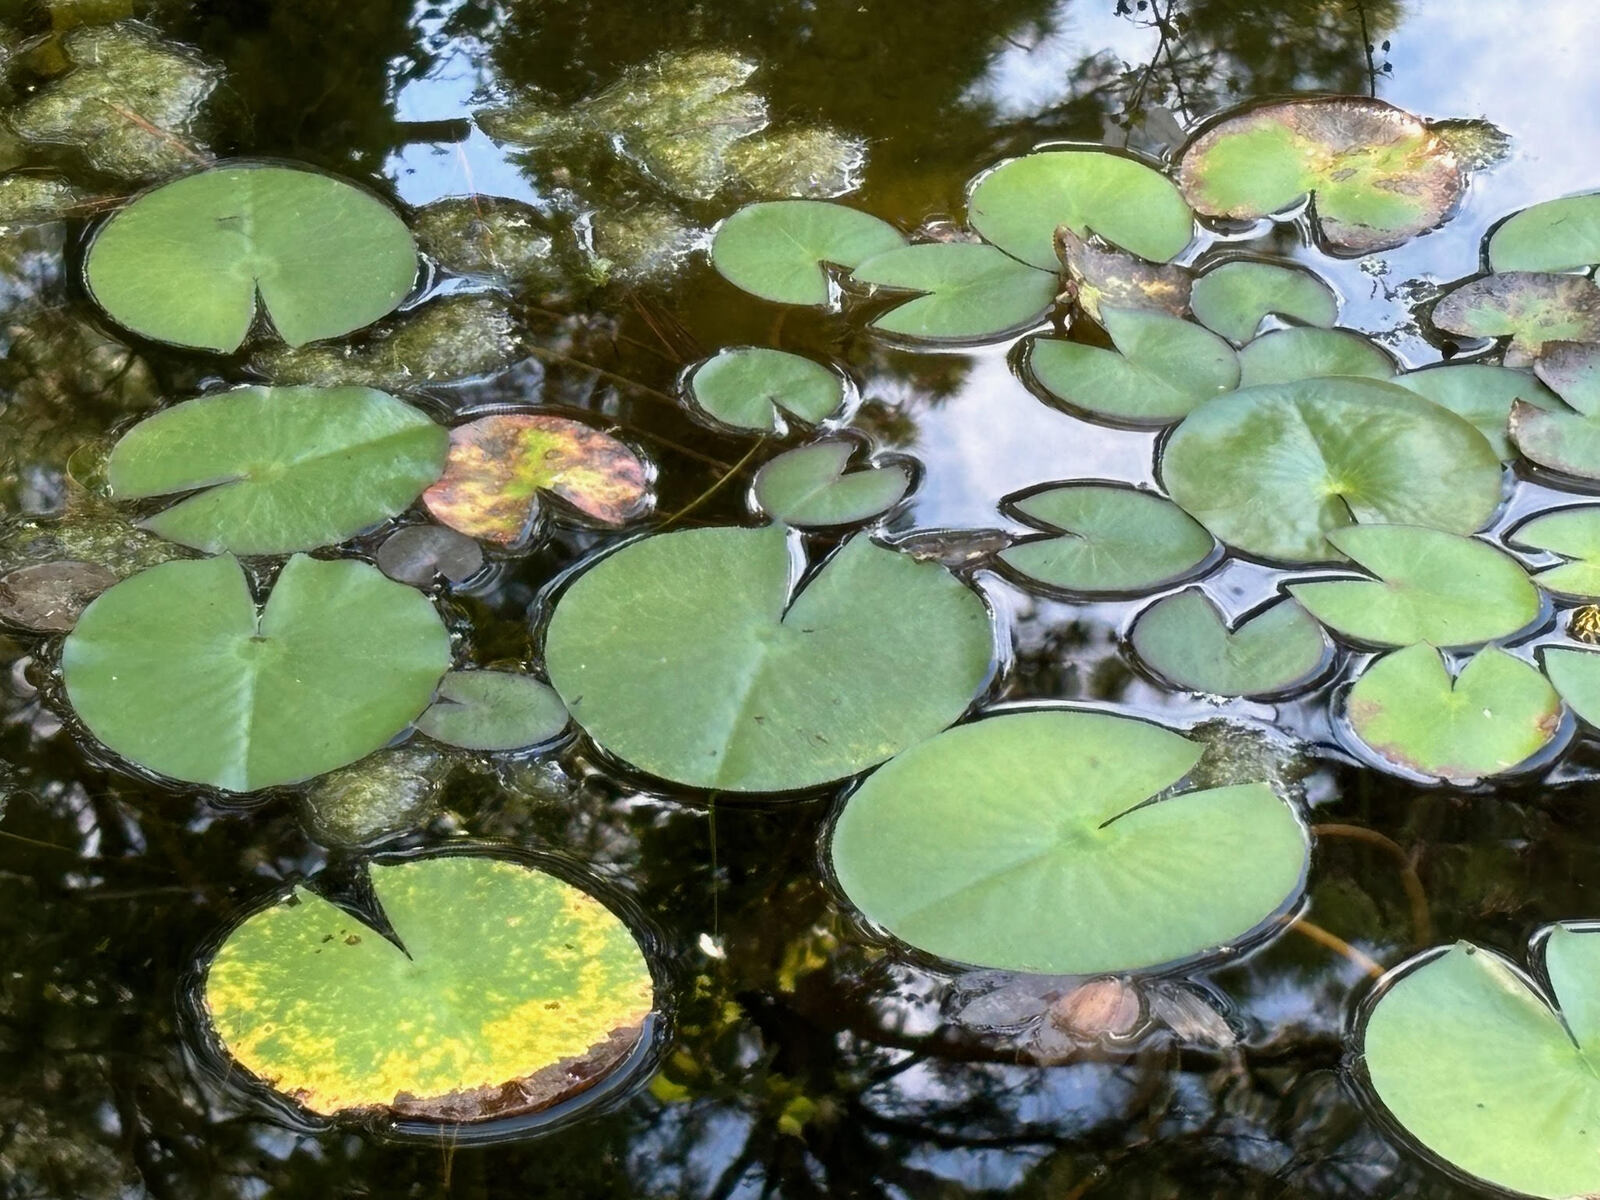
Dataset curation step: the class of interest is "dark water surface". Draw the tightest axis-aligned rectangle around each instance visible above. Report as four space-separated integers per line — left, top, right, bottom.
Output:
5 1 1600 1196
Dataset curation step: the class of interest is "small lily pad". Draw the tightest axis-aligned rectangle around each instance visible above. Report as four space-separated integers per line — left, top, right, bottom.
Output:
1509 341 1600 478
375 525 484 587
1542 647 1600 729
422 414 651 546
1053 226 1191 322
415 671 568 752
1129 590 1330 697
203 855 654 1121
685 347 844 433
828 709 1309 974
1189 259 1339 345
751 440 912 528
85 163 419 352
711 200 906 305
849 242 1056 342
1431 273 1600 367
1235 327 1396 388
1346 645 1560 782
0 560 118 632
1288 526 1538 649
1488 192 1600 272
1026 308 1240 427
996 482 1216 596
107 386 447 555
1507 508 1600 600
966 148 1193 269
1534 338 1600 412
1394 364 1561 459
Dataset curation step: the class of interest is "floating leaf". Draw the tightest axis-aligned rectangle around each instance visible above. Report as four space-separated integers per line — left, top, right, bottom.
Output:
1161 377 1503 564
849 242 1056 342
544 525 992 792
415 670 568 752
1534 338 1600 412
1288 526 1538 649
1053 225 1191 322
1026 308 1239 426
1394 363 1561 459
1508 508 1600 599
62 555 450 791
0 560 117 632
1235 327 1396 388
1189 259 1338 345
85 163 418 352
1346 645 1560 782
997 482 1216 596
966 148 1193 269
751 440 911 528
1359 926 1600 1199
711 200 906 305
1130 590 1330 697
829 710 1309 974
1176 97 1466 255
204 855 653 1121
106 386 447 555
422 414 650 546
685 347 844 433
1543 647 1600 729
1508 340 1600 478
1488 192 1600 272
375 525 484 587
1431 272 1600 367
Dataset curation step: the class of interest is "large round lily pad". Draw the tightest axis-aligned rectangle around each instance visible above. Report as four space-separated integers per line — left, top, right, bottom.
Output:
204 855 654 1121
544 526 993 792
1509 508 1600 600
1431 272 1600 367
685 347 845 433
1130 590 1330 698
850 242 1056 342
1488 192 1600 272
1189 259 1338 345
63 555 450 792
711 200 907 305
828 710 1309 974
84 163 418 352
1395 363 1561 460
1160 377 1503 564
107 386 447 555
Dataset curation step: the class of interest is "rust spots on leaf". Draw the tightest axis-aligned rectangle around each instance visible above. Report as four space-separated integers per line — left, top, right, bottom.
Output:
1054 225 1191 322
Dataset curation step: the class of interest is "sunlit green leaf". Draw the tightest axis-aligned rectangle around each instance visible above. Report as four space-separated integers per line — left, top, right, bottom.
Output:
1488 192 1600 272
1189 259 1338 345
1235 327 1395 388
1543 646 1600 729
752 440 911 528
1130 590 1330 697
1394 363 1561 459
850 242 1056 342
1508 508 1600 600
711 200 906 305
686 347 844 433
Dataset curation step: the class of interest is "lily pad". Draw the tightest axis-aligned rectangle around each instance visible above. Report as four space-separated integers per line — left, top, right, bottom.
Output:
1431 273 1600 368
543 525 993 792
849 243 1056 342
62 554 450 791
996 482 1216 596
1053 226 1191 322
711 200 906 305
203 855 654 1121
1129 590 1330 697
1235 327 1396 388
1542 647 1600 729
1508 508 1600 600
828 709 1309 974
1161 377 1503 564
1176 97 1466 255
1288 526 1538 648
1346 645 1560 782
1488 192 1600 272
415 670 568 752
751 440 912 528
1534 338 1600 412
685 347 844 433
375 525 484 587
106 386 447 555
84 163 419 353
1359 926 1600 1199
1189 259 1339 345
1394 364 1561 459
1026 309 1240 427
1508 341 1600 478
966 148 1193 269
421 414 650 547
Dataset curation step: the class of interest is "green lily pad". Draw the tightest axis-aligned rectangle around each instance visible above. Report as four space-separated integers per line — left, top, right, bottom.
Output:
415 670 568 752
204 855 654 1121
966 148 1193 270
1488 192 1600 272
62 554 450 791
1359 926 1600 1199
544 525 993 792
1189 259 1339 345
751 440 912 528
1346 645 1560 782
1161 377 1503 564
1394 364 1562 459
1508 508 1600 600
1053 226 1191 322
1026 309 1240 427
1542 647 1600 729
106 386 447 555
849 242 1056 342
1431 273 1600 367
685 347 845 433
1509 341 1600 478
1235 327 1396 388
828 709 1309 974
1176 97 1467 255
711 200 907 305
996 482 1216 596
1287 526 1538 648
84 163 419 353
1129 590 1330 697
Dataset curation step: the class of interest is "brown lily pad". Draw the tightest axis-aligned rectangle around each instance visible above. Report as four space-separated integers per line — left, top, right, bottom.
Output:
1054 225 1191 322
1432 273 1600 367
0 560 117 632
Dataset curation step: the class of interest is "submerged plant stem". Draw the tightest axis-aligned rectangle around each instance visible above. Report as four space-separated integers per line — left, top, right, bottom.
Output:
1289 918 1384 980
1312 822 1432 943
658 438 766 530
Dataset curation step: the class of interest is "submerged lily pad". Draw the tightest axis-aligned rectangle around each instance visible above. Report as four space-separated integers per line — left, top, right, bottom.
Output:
1508 508 1600 600
544 525 992 792
996 482 1215 596
1542 647 1600 730
62 555 450 791
422 414 650 546
1346 645 1560 782
0 560 117 632
829 710 1309 974
1234 327 1396 388
1176 97 1466 255
1359 926 1600 1199
685 347 844 433
849 242 1056 342
1395 363 1561 459
415 670 568 752
1431 272 1600 367
711 200 906 305
203 855 654 1121
411 195 582 292
1130 590 1330 697
1189 259 1338 345
107 386 447 555
1161 377 1503 564
85 163 418 353
1488 192 1600 272
375 525 484 587
751 440 911 528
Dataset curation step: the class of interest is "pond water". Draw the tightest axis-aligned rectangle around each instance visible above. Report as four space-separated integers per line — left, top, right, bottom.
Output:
6 0 1600 1196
